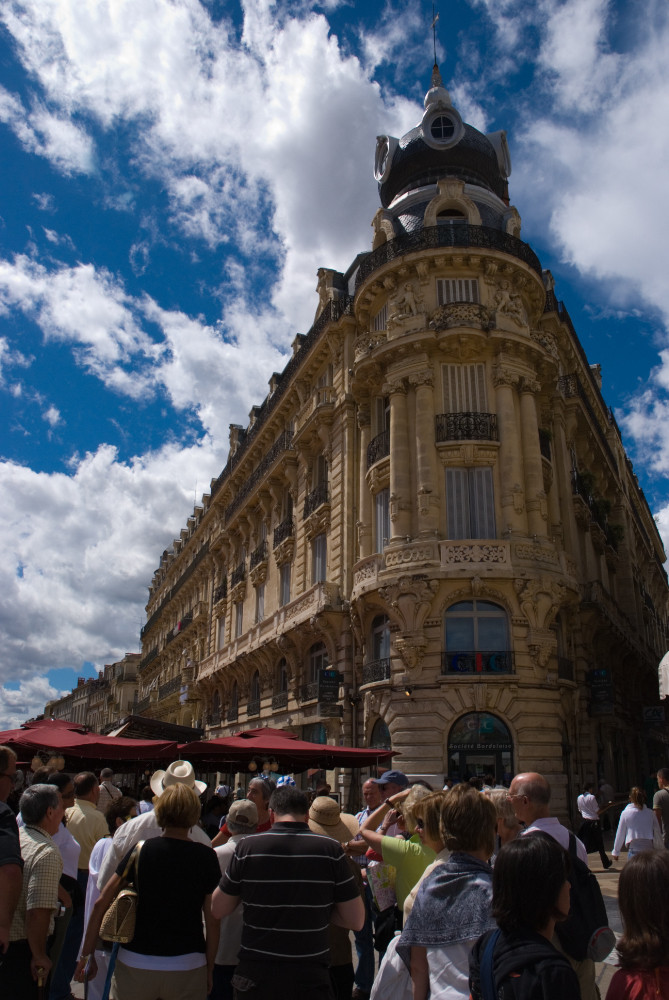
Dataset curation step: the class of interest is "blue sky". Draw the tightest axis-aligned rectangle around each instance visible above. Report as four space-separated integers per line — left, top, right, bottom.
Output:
1 0 669 729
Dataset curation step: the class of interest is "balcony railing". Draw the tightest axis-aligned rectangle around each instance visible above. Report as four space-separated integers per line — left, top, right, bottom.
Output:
303 483 329 519
435 412 498 442
441 650 514 674
300 681 319 702
272 691 288 710
166 609 194 644
139 647 158 671
225 429 294 521
226 706 238 723
247 699 260 717
558 657 574 681
367 430 390 469
273 517 294 549
355 224 542 288
159 676 182 700
136 695 150 713
361 658 391 685
206 710 221 726
213 580 227 604
231 562 246 588
250 541 268 570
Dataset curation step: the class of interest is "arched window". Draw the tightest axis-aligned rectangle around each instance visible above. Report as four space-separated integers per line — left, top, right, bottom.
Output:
370 718 391 749
362 616 391 684
437 208 466 224
211 690 220 714
443 600 511 674
227 681 238 722
447 712 513 783
276 658 288 693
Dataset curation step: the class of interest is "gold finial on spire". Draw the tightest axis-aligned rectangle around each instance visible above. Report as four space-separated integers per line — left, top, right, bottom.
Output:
431 3 440 68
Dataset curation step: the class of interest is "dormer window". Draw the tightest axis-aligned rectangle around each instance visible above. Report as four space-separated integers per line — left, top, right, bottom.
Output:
437 209 467 225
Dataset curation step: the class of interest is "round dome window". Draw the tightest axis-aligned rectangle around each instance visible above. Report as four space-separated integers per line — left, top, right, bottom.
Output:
430 115 455 141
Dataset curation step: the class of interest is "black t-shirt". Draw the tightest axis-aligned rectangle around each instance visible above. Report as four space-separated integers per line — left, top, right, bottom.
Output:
116 836 220 956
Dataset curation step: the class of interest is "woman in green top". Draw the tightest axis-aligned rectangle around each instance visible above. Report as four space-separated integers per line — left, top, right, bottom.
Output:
359 785 438 909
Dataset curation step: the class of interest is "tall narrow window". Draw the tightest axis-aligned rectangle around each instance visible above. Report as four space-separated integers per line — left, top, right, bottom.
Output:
375 396 390 433
371 615 390 659
446 467 496 539
315 454 328 487
255 584 265 623
375 488 390 553
442 363 487 413
309 642 329 682
217 619 225 649
373 303 388 331
279 563 291 607
234 601 243 638
312 533 327 583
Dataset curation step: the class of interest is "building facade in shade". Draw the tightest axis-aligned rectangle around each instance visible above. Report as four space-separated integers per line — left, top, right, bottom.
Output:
136 67 669 812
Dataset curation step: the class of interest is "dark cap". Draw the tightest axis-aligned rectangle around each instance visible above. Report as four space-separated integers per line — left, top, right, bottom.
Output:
371 770 409 788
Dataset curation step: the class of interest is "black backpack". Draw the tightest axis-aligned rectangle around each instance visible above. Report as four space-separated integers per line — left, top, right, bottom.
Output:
555 833 615 961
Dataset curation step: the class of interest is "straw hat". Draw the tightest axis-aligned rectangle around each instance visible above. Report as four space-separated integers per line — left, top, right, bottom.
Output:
308 796 359 844
150 760 207 797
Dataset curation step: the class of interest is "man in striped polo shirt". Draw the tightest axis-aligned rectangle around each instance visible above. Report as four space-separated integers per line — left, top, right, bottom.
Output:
212 785 364 1000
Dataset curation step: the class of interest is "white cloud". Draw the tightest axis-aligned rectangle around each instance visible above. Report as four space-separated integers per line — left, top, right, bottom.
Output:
0 85 95 175
0 677 70 731
42 404 61 427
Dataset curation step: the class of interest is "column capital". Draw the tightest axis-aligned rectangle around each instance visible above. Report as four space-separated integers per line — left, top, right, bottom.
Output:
357 405 371 429
519 375 541 394
492 364 518 389
409 371 434 389
382 378 407 396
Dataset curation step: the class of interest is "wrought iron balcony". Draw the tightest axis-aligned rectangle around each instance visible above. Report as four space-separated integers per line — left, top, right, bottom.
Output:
303 483 329 519
206 710 221 726
361 658 391 685
272 691 288 710
136 695 150 713
226 706 238 723
213 580 227 604
250 541 268 570
355 224 542 288
367 430 390 469
273 517 294 549
139 647 158 671
435 412 498 442
558 657 574 681
166 609 194 645
441 650 514 674
247 699 260 717
231 561 246 588
158 676 183 700
300 681 319 702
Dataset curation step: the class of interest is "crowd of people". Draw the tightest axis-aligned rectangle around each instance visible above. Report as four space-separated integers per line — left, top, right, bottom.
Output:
1 743 669 1000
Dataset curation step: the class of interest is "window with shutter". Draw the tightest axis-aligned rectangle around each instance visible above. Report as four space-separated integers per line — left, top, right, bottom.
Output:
375 488 390 553
437 278 479 305
373 303 388 331
442 363 487 412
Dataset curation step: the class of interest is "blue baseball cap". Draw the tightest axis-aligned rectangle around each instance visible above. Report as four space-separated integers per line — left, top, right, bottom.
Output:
371 770 409 787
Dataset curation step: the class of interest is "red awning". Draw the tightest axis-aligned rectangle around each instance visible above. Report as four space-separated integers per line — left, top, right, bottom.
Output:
179 732 394 771
0 726 179 762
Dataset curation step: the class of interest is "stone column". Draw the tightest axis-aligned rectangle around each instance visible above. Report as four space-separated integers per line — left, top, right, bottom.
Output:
492 363 525 534
552 410 579 558
357 404 373 559
386 378 411 541
519 376 548 537
410 370 439 536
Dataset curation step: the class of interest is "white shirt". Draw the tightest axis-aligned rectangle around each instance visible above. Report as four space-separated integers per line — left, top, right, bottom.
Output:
97 808 211 888
522 817 588 864
214 833 248 966
577 793 600 822
613 804 661 856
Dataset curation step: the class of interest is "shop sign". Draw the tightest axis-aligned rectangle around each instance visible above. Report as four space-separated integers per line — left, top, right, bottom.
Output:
318 669 341 704
587 667 614 715
449 742 512 752
643 706 665 724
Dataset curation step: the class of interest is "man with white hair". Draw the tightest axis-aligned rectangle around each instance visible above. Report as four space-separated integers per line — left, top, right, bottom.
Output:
96 760 211 889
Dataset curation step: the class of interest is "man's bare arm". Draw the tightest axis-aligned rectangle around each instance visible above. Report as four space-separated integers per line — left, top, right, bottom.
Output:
211 886 240 920
25 907 53 981
331 895 365 932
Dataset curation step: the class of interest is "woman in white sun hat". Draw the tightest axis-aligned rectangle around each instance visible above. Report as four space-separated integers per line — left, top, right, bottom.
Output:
95 760 212 890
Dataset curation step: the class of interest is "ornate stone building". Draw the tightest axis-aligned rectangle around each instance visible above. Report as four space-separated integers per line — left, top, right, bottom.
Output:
137 67 669 810
44 653 140 733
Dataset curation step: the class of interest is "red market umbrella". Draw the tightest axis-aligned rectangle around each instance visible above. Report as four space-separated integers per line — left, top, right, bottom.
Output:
2 726 179 764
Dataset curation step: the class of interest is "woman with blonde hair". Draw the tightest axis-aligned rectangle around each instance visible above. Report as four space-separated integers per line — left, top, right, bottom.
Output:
612 787 662 862
74 782 220 1000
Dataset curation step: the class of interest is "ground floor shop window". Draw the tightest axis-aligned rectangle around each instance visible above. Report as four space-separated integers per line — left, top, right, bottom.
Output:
447 712 513 785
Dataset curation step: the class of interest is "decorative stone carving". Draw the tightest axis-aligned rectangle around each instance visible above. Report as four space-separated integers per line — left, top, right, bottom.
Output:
249 561 268 587
304 504 331 540
353 556 380 588
442 543 508 564
378 574 439 633
230 580 246 604
514 576 567 629
384 544 438 567
356 405 371 429
429 303 489 331
526 627 556 669
471 682 487 712
395 633 427 672
409 370 434 389
273 535 295 567
531 329 559 360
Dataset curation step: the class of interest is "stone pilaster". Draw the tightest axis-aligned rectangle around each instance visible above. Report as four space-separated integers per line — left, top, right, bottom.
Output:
385 379 411 540
519 376 548 537
492 363 525 534
357 405 372 558
410 370 439 536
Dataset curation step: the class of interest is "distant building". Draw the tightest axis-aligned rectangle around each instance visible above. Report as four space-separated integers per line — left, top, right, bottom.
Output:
44 653 139 733
136 67 669 810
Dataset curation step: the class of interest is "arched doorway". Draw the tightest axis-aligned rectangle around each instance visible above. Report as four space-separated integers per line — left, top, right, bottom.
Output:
447 712 513 784
370 718 391 749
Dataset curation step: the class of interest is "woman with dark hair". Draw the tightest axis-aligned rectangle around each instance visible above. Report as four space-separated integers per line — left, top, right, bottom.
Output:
606 850 669 999
469 832 579 999
612 787 662 861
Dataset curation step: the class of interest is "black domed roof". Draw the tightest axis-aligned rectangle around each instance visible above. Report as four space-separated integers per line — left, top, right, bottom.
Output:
377 67 510 209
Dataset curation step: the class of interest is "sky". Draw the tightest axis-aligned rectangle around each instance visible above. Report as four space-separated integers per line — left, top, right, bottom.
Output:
1 0 669 730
